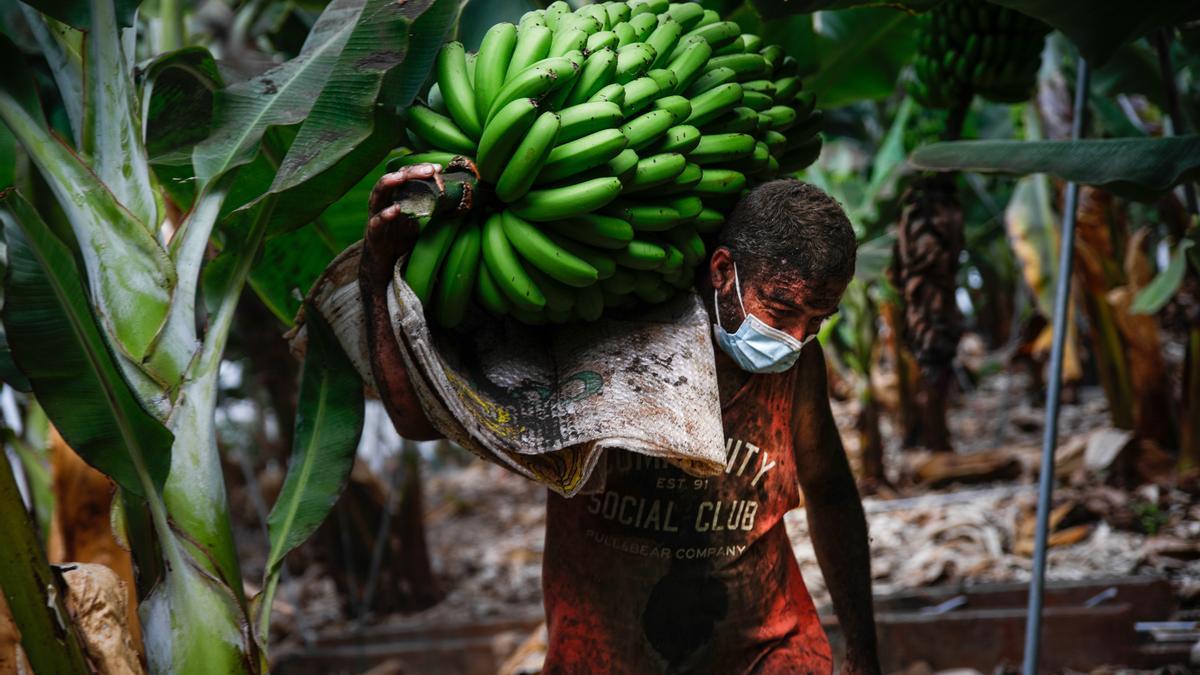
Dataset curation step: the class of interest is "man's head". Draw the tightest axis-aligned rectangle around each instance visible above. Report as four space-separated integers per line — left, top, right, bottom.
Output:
709 180 856 346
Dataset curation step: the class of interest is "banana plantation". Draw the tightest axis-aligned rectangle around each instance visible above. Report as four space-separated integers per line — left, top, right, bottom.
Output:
1 0 1198 673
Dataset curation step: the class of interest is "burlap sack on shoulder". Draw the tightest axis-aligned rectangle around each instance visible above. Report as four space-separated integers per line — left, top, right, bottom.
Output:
300 243 726 497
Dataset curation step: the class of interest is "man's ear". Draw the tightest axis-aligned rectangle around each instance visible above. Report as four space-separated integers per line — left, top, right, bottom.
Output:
709 247 735 293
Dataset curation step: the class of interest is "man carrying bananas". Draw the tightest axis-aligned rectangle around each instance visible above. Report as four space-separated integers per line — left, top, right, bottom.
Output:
365 165 879 674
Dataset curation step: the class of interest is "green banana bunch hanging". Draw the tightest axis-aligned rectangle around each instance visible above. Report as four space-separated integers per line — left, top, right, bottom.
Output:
398 0 823 327
908 0 1051 109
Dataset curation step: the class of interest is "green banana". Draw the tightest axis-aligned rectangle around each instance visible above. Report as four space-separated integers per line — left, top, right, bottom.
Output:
544 0 570 30
605 201 682 231
657 161 703 194
704 53 767 80
623 152 687 192
518 10 546 32
687 132 756 164
586 30 618 53
475 256 511 315
407 104 476 155
653 94 692 121
557 100 624 143
665 224 706 268
605 2 630 27
404 217 463 303
551 28 588 58
668 195 704 222
686 66 736 96
684 21 740 50
646 19 683 69
434 219 482 328
495 110 561 202
667 2 705 30
511 176 624 222
537 128 629 184
629 11 658 40
703 106 759 134
487 57 577 124
505 25 553 83
615 239 668 270
666 36 713 93
574 283 605 321
693 168 747 196
476 97 539 183
693 207 725 233
525 265 576 312
388 151 462 170
482 211 546 311
774 76 801 101
685 82 743 126
588 82 626 106
652 124 701 154
475 24 518 122
546 213 634 249
620 108 677 150
741 79 776 97
602 267 638 294
762 130 786 157
612 21 637 47
502 209 598 287
761 104 797 131
647 68 679 94
620 76 662 116
427 82 448 114
616 42 657 83
741 90 772 111
607 147 640 183
564 47 619 106
437 42 482 139
550 234 617 280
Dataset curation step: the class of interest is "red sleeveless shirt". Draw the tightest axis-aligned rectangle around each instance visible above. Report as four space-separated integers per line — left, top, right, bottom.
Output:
541 365 832 674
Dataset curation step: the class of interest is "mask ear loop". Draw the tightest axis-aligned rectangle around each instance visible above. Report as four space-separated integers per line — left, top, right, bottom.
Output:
731 262 748 317
713 260 748 332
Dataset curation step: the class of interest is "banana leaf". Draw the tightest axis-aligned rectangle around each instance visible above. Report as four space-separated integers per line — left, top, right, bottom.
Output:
749 0 940 19
0 190 173 497
804 8 919 108
19 0 139 31
258 0 460 234
259 305 363 636
1132 238 1196 315
909 136 1200 201
0 457 90 674
989 0 1200 68
191 0 369 189
0 34 177 383
140 46 224 165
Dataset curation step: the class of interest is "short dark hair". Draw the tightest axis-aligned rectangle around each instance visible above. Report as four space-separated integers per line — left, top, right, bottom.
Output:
717 180 857 284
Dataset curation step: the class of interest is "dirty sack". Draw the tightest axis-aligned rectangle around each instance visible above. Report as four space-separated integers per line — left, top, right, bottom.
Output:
294 243 726 497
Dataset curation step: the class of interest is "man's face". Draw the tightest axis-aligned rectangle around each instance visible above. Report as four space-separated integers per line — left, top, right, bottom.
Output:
709 247 847 344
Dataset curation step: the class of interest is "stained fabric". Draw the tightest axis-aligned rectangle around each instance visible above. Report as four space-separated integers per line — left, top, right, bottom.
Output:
542 365 832 674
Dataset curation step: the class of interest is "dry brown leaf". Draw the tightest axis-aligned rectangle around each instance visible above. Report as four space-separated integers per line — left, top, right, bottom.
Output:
60 563 142 675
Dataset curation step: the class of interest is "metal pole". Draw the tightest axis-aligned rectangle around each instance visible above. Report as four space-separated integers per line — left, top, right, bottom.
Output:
1021 55 1090 675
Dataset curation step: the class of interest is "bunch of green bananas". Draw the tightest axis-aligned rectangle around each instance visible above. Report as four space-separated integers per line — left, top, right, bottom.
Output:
908 0 1050 109
395 0 823 328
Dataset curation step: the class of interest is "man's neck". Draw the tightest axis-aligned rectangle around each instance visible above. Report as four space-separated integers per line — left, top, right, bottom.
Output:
714 346 751 406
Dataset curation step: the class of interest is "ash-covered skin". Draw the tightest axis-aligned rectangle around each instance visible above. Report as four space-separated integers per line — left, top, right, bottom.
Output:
360 163 447 440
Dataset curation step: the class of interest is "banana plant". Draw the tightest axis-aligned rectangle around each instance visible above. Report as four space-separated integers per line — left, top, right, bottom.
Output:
0 0 459 670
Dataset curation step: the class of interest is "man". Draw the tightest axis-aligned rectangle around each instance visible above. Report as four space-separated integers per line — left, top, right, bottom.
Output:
362 168 880 674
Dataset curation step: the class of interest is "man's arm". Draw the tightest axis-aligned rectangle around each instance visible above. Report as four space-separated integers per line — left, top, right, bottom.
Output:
359 165 444 440
792 343 880 675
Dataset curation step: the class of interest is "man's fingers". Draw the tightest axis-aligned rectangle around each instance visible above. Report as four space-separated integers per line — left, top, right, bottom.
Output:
367 203 411 238
369 163 444 214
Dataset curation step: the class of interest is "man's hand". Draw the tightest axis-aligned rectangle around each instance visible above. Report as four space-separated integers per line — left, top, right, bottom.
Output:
362 163 444 287
358 163 445 441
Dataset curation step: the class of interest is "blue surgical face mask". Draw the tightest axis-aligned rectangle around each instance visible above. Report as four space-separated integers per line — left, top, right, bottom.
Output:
712 263 815 374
